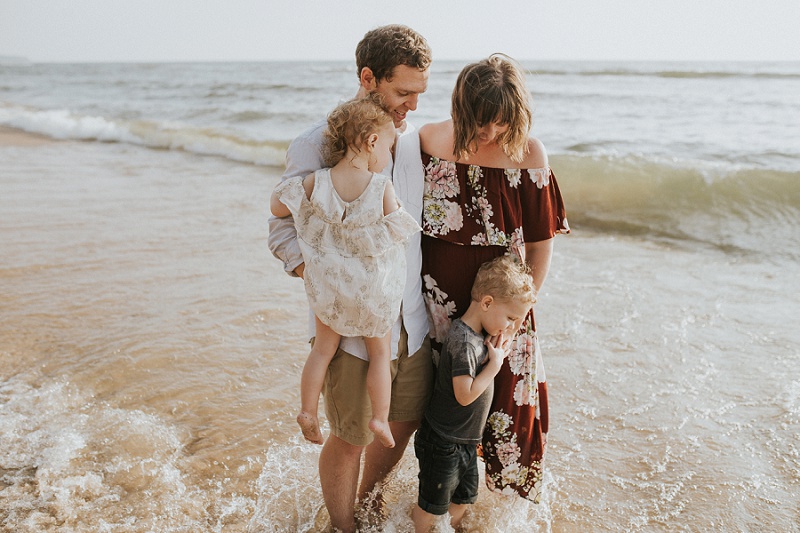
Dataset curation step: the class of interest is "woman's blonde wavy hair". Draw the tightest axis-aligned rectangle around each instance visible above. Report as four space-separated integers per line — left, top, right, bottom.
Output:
452 54 533 163
322 93 393 168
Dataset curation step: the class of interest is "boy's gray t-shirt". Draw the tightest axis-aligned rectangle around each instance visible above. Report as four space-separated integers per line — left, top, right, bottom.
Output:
424 318 493 445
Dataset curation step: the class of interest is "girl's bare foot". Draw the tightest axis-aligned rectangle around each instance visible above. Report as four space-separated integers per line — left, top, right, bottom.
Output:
297 411 324 445
368 418 395 448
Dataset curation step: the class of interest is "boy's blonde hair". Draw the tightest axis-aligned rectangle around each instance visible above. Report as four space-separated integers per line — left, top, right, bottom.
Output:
452 54 533 163
355 25 432 83
471 254 536 306
322 93 393 167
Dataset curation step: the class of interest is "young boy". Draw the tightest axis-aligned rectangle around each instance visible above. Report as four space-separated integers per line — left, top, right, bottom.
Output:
412 254 536 532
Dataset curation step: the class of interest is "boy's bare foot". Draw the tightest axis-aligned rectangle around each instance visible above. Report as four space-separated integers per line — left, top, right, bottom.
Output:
297 411 324 445
368 418 395 448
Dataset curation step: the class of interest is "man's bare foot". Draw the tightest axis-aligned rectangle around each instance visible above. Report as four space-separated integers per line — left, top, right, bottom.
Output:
368 418 395 448
355 491 386 532
297 411 324 445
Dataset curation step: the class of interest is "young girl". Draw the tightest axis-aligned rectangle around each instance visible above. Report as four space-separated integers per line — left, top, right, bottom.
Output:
270 94 421 448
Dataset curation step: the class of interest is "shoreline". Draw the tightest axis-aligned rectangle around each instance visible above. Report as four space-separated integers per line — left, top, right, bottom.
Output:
0 126 60 147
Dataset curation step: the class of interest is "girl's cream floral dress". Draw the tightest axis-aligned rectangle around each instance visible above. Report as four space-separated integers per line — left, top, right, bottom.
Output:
275 169 420 337
420 152 569 503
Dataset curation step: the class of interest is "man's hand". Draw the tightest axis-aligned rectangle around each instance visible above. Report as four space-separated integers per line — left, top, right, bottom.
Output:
294 263 305 279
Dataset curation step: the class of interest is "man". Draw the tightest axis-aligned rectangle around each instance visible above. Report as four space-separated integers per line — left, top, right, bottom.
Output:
267 25 433 532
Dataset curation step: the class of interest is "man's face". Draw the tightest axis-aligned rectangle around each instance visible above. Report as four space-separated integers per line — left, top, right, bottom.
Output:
371 65 429 127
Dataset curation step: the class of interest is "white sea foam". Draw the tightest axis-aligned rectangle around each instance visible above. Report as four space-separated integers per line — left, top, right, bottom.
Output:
0 377 255 531
0 103 286 167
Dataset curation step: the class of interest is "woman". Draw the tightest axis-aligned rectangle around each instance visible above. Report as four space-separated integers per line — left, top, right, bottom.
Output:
419 54 569 503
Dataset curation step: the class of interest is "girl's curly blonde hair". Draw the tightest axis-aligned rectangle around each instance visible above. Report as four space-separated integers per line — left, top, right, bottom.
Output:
322 93 393 168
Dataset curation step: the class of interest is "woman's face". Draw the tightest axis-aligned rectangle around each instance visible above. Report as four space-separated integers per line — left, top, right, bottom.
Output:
475 121 509 146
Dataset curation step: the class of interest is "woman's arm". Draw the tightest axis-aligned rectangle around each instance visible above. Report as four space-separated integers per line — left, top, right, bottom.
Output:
525 238 554 294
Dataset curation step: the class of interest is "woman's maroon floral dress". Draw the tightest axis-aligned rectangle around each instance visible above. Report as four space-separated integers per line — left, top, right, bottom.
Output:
420 151 569 503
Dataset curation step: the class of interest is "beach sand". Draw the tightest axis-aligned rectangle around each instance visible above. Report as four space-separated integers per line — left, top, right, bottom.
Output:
0 125 60 146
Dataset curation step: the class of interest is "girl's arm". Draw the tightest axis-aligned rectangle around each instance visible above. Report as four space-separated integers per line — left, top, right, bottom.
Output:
269 173 316 218
270 190 291 218
525 238 554 294
382 179 400 215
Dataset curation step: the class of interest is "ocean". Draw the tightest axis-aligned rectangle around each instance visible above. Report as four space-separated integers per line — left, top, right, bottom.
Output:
1 60 799 531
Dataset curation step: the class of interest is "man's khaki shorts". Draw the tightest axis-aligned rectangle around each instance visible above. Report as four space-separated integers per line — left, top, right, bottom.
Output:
322 326 433 446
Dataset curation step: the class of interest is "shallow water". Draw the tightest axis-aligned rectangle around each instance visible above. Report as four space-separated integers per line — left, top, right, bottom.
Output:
2 138 798 531
3 58 800 531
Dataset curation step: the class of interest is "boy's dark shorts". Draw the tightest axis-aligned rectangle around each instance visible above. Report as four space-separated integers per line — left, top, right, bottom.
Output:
414 418 479 515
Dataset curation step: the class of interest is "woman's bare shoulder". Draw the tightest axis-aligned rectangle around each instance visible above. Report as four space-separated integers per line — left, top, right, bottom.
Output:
419 120 454 157
521 137 548 169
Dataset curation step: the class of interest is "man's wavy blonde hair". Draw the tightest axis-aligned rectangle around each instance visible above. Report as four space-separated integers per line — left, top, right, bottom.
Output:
471 254 536 306
322 93 393 167
452 54 533 163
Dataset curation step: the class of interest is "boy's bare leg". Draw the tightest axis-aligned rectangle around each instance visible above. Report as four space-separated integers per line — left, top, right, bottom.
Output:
448 503 468 529
363 333 395 448
298 317 340 444
319 434 363 533
412 504 437 533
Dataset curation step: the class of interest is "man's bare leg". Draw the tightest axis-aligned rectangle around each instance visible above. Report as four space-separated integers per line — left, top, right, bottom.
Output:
358 419 420 503
319 434 364 533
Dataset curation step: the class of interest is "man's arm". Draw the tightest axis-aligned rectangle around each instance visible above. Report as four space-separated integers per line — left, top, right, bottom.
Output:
267 126 325 277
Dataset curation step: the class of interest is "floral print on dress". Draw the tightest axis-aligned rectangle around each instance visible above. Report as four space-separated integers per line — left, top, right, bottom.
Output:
423 157 463 237
426 158 460 198
505 168 522 188
529 168 550 189
508 328 534 379
484 408 545 503
464 165 512 247
421 152 568 503
422 160 558 250
422 274 456 346
510 227 525 257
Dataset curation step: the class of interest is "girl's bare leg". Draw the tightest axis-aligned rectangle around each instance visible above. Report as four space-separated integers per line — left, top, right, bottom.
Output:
363 333 395 448
297 317 340 445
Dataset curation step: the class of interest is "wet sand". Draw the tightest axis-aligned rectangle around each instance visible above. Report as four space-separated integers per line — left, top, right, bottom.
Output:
0 125 59 146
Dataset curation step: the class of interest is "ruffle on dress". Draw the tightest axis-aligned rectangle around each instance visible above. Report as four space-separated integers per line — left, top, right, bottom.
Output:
273 171 421 338
274 174 421 259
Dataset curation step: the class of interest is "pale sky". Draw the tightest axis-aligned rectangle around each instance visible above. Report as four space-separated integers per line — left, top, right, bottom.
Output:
1 0 798 63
